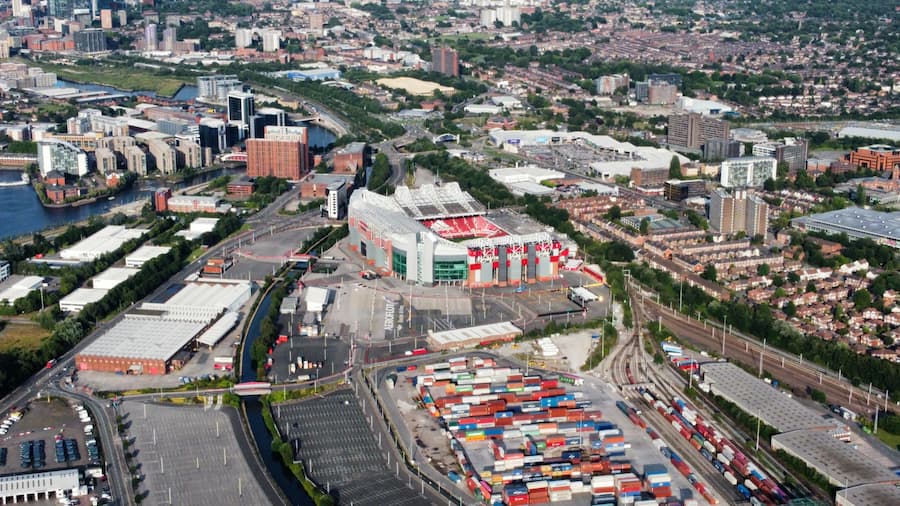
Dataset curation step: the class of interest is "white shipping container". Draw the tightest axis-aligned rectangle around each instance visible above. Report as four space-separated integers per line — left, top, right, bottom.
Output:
724 472 737 486
745 479 758 491
717 454 731 465
703 441 716 453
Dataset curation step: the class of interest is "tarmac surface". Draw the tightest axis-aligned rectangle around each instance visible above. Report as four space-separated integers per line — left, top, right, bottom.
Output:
274 389 431 506
122 400 277 506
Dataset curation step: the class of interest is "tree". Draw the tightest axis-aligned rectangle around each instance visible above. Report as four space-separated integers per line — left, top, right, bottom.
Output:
669 155 682 179
639 218 650 235
53 318 83 347
787 271 800 284
855 184 867 206
853 289 872 310
701 264 717 282
777 161 790 179
806 281 817 293
757 263 770 276
605 205 622 221
784 301 797 317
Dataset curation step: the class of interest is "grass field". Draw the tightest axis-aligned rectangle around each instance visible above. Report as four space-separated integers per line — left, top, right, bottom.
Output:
0 323 51 352
31 61 191 97
874 429 900 451
432 32 495 43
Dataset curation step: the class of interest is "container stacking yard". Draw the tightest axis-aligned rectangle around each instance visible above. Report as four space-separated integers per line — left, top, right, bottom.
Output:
404 356 706 505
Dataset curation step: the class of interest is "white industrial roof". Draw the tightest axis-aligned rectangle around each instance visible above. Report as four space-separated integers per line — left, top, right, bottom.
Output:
489 166 564 184
0 468 79 496
700 361 846 433
0 275 44 303
570 286 599 302
197 311 240 347
60 288 108 309
429 321 522 348
508 181 556 197
80 314 206 361
163 280 251 311
60 226 144 261
304 287 331 312
837 483 900 506
125 245 171 265
189 217 219 231
772 430 898 487
838 126 900 143
92 267 139 289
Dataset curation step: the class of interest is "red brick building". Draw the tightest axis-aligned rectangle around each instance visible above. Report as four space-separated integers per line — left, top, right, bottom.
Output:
332 142 367 174
848 145 900 172
247 138 308 180
46 185 81 203
154 187 172 212
44 170 66 186
226 177 255 198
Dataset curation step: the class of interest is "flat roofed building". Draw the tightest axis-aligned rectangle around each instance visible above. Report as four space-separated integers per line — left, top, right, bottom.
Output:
0 468 79 503
125 245 171 268
720 156 777 188
59 225 144 262
91 267 139 290
791 208 900 249
0 275 43 304
332 142 367 173
848 144 900 172
0 260 9 283
59 287 108 313
427 321 522 351
836 484 900 506
771 430 897 487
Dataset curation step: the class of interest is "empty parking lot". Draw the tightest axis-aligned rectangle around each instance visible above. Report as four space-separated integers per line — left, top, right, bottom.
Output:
274 389 430 506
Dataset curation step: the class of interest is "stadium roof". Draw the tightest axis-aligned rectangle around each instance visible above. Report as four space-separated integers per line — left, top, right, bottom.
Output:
80 314 206 361
392 183 485 219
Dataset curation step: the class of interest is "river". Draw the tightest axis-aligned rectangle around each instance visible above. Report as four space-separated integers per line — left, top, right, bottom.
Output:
240 289 315 506
56 79 199 101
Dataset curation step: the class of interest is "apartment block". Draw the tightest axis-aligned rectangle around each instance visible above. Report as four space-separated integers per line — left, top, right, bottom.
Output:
668 113 730 151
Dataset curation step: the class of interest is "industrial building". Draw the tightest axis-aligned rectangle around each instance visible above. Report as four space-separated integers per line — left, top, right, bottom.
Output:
125 245 171 268
488 129 688 179
836 483 900 506
91 267 138 290
791 208 900 249
0 276 43 305
426 321 522 351
59 226 144 262
348 185 569 287
174 217 219 241
771 430 898 488
0 468 80 504
699 362 849 438
75 279 251 374
59 287 108 313
489 166 564 196
167 195 231 214
720 157 777 188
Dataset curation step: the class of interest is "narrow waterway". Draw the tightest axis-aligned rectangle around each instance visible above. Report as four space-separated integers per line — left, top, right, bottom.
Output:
240 288 315 506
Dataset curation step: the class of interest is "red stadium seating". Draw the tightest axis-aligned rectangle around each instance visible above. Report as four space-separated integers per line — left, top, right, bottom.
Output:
422 216 507 239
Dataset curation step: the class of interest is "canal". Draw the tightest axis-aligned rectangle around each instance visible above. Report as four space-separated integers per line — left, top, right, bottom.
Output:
240 287 315 506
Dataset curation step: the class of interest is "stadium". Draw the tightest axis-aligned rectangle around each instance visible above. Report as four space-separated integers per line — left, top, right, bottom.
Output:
347 183 570 287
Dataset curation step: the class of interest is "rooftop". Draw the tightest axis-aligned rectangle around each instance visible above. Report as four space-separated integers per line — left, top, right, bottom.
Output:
162 279 251 311
125 245 171 264
0 275 44 303
428 321 522 348
771 430 898 487
791 208 900 246
700 362 846 434
79 314 207 361
59 225 144 261
837 483 900 506
59 287 108 308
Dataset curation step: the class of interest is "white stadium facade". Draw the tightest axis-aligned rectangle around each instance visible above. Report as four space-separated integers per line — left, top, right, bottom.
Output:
348 183 570 287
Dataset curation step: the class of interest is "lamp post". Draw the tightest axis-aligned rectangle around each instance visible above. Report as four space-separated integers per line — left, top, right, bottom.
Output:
40 282 47 311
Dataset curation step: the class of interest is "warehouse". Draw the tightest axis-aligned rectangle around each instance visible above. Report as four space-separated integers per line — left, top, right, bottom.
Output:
0 275 44 304
160 278 251 312
59 225 144 262
91 267 139 290
426 321 522 351
792 208 900 249
59 287 108 313
700 362 849 437
771 430 897 488
124 245 171 268
0 468 80 504
175 217 219 241
836 483 900 506
75 313 208 374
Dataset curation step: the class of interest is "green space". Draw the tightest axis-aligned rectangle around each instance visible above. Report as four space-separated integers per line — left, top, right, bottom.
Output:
580 322 618 372
0 323 52 352
27 60 191 97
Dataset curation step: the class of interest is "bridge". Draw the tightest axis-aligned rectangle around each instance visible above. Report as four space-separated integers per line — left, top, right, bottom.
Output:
233 381 272 396
433 133 460 144
221 152 248 163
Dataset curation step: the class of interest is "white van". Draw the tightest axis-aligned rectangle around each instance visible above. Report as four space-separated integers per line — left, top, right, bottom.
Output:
83 425 93 434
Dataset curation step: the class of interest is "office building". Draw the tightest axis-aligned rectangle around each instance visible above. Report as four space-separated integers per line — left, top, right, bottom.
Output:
324 180 348 219
246 128 309 180
261 29 280 52
37 140 89 177
629 167 668 189
848 145 900 172
100 9 113 29
94 147 117 174
198 119 227 155
664 179 706 201
144 23 157 51
49 0 73 19
709 188 768 236
333 142 367 173
753 138 809 176
235 28 253 48
125 145 147 175
257 107 286 127
162 27 177 52
667 113 730 151
227 91 255 127
0 260 9 283
196 75 242 102
594 74 629 96
74 28 107 53
432 46 459 77
720 156 777 188
703 138 742 161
